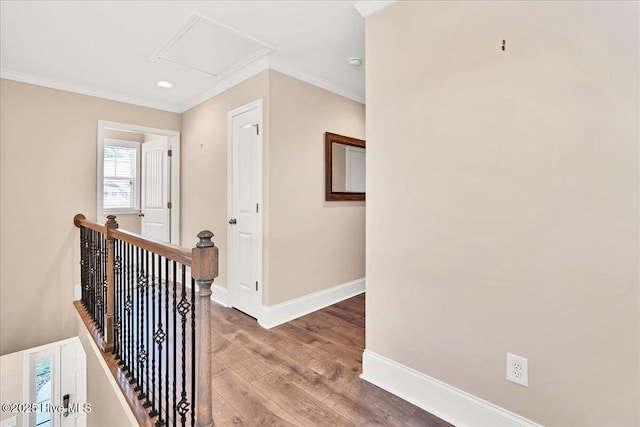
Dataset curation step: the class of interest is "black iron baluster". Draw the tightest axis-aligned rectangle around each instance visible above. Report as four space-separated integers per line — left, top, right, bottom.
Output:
136 248 146 399
80 228 87 309
96 231 102 332
143 250 152 407
154 255 166 426
113 239 120 356
102 233 108 335
130 244 139 387
191 276 196 427
87 230 96 320
165 257 171 426
177 265 190 427
92 230 98 324
149 252 157 415
172 260 178 425
122 242 129 370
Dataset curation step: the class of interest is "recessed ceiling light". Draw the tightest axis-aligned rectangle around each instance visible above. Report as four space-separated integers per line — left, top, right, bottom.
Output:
347 57 362 67
157 80 173 88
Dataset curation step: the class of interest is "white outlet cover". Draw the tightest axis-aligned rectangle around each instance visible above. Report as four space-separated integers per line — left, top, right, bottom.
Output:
0 416 17 427
506 352 528 387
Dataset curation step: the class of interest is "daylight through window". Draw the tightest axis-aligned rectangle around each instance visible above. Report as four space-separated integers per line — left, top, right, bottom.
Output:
103 143 138 210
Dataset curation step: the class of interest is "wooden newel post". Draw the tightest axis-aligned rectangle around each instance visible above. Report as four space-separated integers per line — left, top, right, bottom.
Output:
192 230 218 427
103 214 118 352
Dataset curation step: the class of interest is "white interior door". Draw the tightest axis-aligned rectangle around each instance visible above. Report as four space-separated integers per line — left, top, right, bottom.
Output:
59 340 87 427
141 138 170 242
228 100 262 319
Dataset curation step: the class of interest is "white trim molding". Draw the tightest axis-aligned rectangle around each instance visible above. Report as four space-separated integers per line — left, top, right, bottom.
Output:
96 120 182 246
354 0 398 17
3 54 365 115
268 58 365 104
180 56 270 111
74 284 82 301
258 278 365 329
361 350 543 427
211 284 230 307
0 68 182 113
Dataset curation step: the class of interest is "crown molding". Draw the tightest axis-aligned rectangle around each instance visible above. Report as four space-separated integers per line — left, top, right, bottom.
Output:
268 57 365 104
0 69 182 113
354 0 398 17
2 55 365 115
179 56 271 112
180 56 365 112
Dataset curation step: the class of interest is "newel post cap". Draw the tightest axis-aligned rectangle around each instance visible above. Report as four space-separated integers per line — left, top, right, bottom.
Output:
196 230 215 248
192 230 218 281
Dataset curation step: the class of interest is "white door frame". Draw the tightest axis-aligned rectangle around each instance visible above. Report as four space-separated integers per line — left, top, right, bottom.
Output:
23 337 86 427
97 120 181 245
227 99 264 318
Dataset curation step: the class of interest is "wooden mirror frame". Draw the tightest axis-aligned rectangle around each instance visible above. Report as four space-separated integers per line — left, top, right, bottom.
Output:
325 132 366 201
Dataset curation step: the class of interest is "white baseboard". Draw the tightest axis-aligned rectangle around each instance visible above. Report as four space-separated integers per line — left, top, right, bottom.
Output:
74 284 81 301
361 350 542 427
258 278 365 329
211 284 229 307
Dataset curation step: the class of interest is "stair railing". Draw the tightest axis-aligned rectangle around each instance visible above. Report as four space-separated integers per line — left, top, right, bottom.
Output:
74 213 216 427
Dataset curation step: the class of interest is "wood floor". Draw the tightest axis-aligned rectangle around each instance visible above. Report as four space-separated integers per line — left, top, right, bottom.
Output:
208 294 452 427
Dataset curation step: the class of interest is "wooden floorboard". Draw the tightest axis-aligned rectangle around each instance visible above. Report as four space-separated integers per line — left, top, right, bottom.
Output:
209 293 454 427
80 292 453 426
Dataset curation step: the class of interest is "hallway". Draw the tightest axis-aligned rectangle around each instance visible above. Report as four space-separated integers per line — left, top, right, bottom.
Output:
208 294 452 426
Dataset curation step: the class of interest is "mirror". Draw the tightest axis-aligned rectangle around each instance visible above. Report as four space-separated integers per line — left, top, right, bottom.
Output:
325 132 365 201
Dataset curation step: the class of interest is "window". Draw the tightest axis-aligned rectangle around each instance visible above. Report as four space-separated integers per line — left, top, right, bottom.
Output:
35 358 52 427
102 139 140 212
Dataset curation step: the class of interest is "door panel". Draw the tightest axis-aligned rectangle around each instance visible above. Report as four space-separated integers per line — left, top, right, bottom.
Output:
141 139 170 242
229 102 262 319
60 340 87 427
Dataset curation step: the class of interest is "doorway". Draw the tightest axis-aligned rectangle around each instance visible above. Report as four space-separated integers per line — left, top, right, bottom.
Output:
227 100 263 320
23 337 87 427
96 121 181 245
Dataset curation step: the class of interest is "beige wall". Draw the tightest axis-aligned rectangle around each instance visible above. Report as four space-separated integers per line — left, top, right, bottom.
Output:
267 71 365 304
0 351 24 425
365 2 639 426
0 79 181 355
77 322 136 426
180 70 365 305
180 70 270 292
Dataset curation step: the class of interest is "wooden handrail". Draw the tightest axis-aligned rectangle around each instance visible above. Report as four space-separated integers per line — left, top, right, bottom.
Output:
73 213 192 266
73 213 105 234
111 229 192 266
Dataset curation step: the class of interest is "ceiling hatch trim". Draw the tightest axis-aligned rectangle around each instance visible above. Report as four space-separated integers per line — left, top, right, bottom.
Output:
354 0 398 17
151 13 275 79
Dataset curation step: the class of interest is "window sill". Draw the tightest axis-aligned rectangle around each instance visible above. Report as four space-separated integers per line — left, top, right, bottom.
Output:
104 210 139 216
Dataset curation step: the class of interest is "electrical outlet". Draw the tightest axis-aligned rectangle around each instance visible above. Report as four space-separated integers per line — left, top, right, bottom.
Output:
0 416 17 427
506 353 528 387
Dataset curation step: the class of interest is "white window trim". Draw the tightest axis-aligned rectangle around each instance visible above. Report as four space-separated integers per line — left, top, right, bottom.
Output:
99 138 141 215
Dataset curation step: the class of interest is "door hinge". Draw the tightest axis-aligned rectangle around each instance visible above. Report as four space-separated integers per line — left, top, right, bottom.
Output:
256 203 259 213
167 202 172 209
255 281 258 291
168 149 172 157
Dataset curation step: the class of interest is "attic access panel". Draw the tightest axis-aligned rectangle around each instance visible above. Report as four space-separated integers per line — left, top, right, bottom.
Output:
153 13 274 78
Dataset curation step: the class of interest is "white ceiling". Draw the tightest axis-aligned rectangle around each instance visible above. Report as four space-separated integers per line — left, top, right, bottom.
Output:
0 1 366 112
